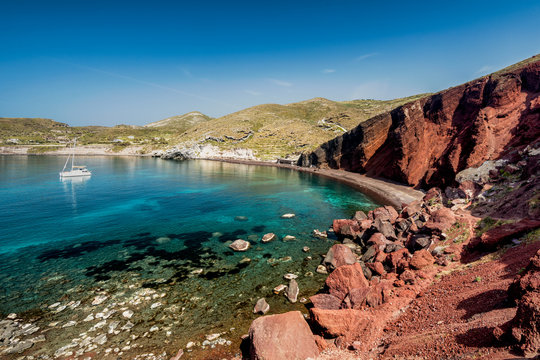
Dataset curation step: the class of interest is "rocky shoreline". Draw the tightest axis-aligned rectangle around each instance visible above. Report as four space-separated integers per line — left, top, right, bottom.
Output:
242 143 540 359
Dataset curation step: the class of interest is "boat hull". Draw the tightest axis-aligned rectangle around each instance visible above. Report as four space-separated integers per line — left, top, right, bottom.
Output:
59 171 92 177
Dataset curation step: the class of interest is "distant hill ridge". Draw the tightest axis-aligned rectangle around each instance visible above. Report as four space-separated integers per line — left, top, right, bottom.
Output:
144 111 213 130
166 95 428 159
1 95 427 158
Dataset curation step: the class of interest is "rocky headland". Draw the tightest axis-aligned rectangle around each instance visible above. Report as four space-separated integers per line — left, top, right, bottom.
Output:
299 55 540 188
242 55 540 360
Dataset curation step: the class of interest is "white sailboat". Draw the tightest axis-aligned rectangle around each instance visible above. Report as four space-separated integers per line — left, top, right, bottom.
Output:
59 139 92 178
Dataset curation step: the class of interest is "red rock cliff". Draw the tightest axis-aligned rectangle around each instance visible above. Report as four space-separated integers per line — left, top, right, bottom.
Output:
299 55 540 188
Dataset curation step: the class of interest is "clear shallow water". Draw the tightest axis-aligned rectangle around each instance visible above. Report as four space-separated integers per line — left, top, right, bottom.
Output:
0 156 378 358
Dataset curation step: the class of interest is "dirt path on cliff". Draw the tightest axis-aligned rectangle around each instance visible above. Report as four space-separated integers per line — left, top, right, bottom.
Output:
378 240 540 360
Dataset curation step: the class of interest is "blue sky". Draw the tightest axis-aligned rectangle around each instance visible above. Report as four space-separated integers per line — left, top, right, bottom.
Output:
1 0 539 126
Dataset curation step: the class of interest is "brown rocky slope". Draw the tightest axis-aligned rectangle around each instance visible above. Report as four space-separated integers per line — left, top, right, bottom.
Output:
298 54 540 188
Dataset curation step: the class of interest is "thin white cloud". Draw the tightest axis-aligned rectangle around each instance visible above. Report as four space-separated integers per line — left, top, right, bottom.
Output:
51 58 233 108
244 90 262 96
267 78 293 87
476 65 495 74
356 52 378 61
181 67 193 78
351 80 391 99
322 69 336 74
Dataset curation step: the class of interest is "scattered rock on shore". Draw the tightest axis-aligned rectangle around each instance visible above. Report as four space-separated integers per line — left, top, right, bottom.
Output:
229 239 250 252
313 229 328 238
281 213 296 219
285 279 299 303
261 233 276 243
316 265 328 274
253 298 270 315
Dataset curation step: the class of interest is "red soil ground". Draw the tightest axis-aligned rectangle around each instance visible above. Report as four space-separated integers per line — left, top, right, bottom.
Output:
378 240 540 360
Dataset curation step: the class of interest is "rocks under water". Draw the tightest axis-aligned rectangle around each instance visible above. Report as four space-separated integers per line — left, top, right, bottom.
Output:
0 158 379 358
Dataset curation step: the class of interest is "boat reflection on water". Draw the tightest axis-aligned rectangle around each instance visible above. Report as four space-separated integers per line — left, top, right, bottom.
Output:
61 176 90 186
61 175 90 210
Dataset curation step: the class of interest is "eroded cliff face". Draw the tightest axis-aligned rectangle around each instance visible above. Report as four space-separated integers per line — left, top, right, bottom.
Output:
299 56 540 188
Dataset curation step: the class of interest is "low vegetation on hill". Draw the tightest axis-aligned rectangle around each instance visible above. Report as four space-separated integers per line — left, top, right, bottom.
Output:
0 118 178 153
169 95 428 160
0 95 427 157
144 111 213 130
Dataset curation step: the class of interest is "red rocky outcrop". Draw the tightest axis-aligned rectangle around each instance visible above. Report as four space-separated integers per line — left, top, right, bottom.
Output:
470 218 540 250
372 206 399 224
323 244 357 270
310 308 374 338
409 249 435 270
298 55 540 188
424 207 456 233
325 262 369 300
495 250 540 358
309 293 342 310
248 311 319 360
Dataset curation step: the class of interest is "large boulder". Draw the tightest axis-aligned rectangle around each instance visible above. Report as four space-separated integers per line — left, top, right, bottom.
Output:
323 244 357 270
348 287 370 309
309 294 342 310
310 308 374 338
348 284 385 309
409 249 435 270
367 233 390 251
332 219 358 235
496 250 540 358
401 200 423 219
408 233 432 251
458 180 482 199
373 219 397 240
385 248 411 273
248 311 319 360
509 249 540 301
325 262 369 300
372 206 399 224
424 207 456 233
509 292 540 358
474 219 540 250
353 211 368 221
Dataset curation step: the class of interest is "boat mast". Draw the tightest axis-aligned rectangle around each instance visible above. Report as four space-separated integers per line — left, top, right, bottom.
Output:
71 139 76 171
61 152 70 173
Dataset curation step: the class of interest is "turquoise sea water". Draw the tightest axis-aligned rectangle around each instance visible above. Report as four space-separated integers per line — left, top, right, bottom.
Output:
0 156 378 358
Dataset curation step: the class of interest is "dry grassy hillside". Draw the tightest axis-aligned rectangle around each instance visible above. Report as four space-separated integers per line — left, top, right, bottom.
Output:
171 95 428 159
